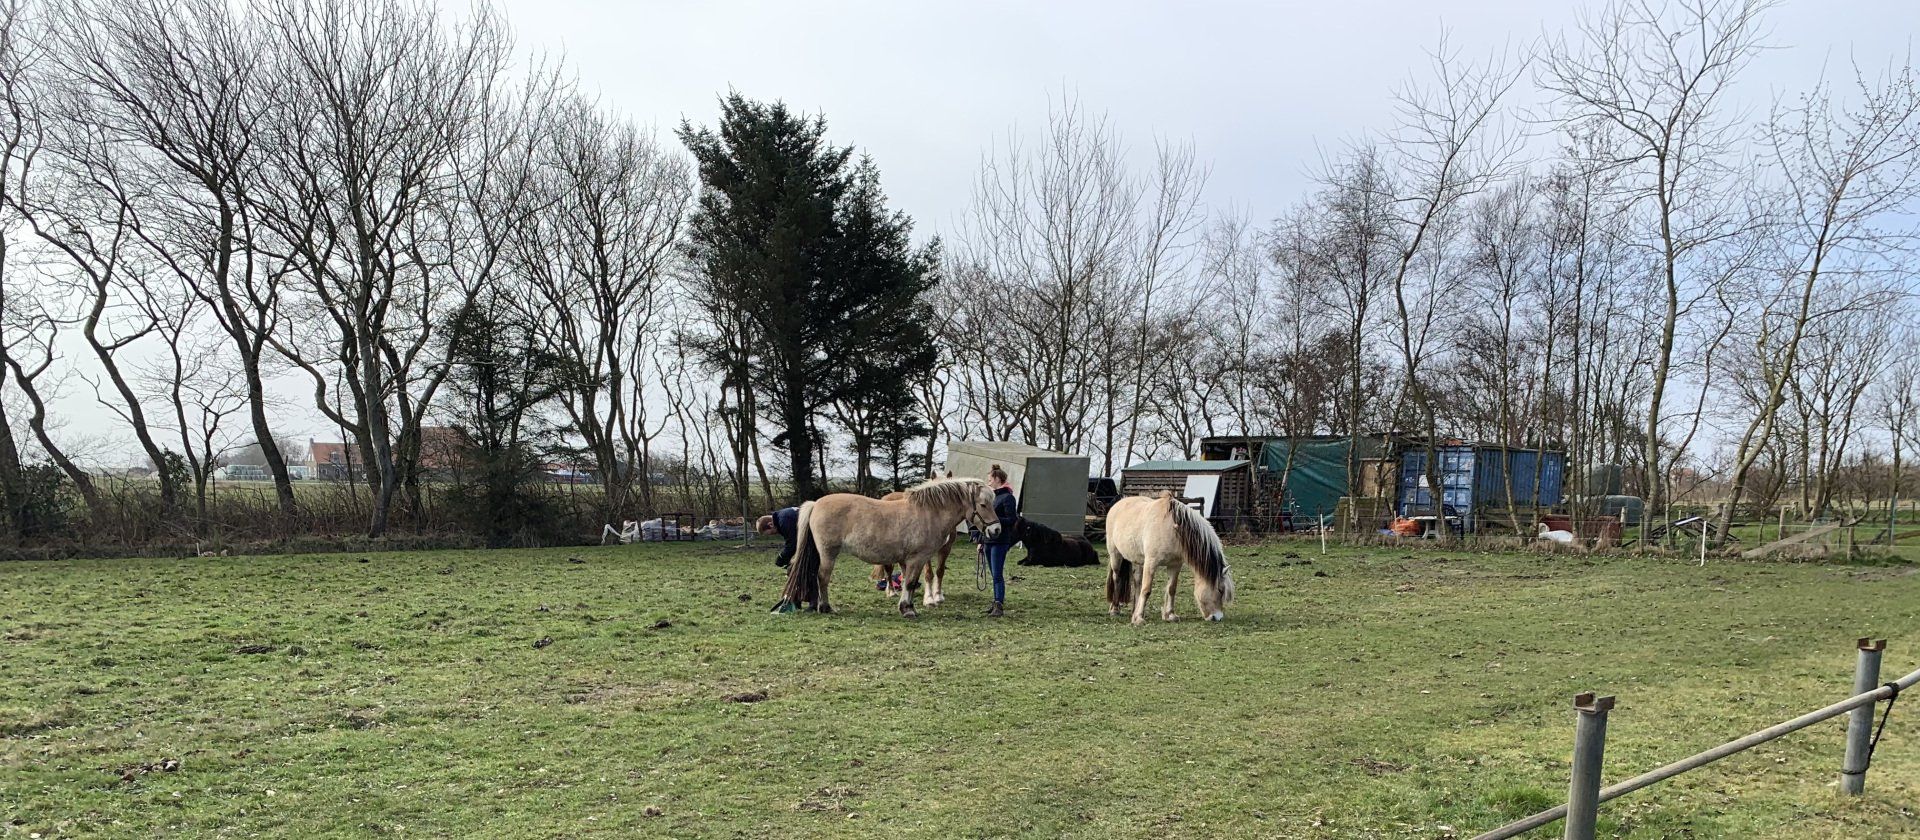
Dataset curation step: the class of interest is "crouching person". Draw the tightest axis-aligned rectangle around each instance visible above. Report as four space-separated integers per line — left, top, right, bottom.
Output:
756 506 801 568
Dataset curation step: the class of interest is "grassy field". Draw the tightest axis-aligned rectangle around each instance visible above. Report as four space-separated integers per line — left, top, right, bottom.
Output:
4 542 1920 839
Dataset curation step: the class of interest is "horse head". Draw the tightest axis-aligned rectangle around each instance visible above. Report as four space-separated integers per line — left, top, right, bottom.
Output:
969 482 1002 540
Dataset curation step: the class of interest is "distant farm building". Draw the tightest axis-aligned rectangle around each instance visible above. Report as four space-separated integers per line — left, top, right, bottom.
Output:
309 440 363 481
221 464 269 482
308 427 474 481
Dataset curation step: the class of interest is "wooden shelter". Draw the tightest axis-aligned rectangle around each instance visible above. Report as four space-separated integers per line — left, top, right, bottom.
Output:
1118 459 1254 523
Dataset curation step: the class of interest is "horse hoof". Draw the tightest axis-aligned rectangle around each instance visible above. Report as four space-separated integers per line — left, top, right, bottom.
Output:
817 604 834 615
899 606 918 619
1130 616 1145 627
1163 614 1180 622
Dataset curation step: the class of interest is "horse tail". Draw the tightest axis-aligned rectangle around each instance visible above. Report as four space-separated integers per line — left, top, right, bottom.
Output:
1166 496 1232 604
780 501 822 608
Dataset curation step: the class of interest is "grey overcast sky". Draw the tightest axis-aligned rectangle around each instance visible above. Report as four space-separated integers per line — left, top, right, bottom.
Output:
48 0 1920 462
498 0 1915 235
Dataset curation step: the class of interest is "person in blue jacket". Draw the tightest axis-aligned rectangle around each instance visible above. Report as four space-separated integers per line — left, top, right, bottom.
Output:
969 464 1020 617
756 506 802 568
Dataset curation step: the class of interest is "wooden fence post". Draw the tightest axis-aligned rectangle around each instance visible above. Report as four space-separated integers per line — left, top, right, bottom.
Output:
1565 692 1614 840
1840 638 1887 795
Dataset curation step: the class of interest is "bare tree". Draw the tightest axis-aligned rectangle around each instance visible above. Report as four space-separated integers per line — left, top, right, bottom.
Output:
1542 0 1774 508
1712 63 1920 538
46 0 305 518
1116 139 1207 468
8 103 185 513
1285 148 1398 493
1788 301 1896 517
949 97 1197 468
515 97 692 519
250 0 511 536
0 0 59 534
1874 348 1920 539
1377 39 1522 530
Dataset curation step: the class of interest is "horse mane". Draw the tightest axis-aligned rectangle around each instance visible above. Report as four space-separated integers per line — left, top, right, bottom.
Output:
902 477 986 510
1165 495 1233 603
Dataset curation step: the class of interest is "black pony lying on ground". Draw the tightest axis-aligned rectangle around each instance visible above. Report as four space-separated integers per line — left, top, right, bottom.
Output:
1013 517 1099 567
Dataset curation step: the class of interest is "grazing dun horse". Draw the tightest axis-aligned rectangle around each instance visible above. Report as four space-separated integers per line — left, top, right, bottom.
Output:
1104 493 1235 625
784 477 1001 617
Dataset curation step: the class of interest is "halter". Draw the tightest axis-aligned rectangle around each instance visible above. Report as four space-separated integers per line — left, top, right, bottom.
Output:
964 488 1000 538
966 493 999 591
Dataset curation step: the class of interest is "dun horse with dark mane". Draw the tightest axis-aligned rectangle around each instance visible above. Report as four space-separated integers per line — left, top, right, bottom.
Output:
1104 492 1234 624
778 477 1001 617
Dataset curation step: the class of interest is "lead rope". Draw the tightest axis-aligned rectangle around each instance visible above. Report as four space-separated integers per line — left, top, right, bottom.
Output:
975 543 988 591
1863 682 1902 773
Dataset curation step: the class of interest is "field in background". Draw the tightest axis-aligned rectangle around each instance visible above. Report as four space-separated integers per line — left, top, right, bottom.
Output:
4 543 1919 838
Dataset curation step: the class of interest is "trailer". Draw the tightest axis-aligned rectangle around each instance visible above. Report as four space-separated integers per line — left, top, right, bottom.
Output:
944 440 1091 536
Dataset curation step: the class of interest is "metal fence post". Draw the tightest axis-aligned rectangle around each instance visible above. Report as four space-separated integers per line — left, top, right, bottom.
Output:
1565 692 1614 840
1840 638 1887 795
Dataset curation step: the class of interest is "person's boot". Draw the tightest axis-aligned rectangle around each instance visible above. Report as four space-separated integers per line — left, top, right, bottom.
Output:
986 600 1004 618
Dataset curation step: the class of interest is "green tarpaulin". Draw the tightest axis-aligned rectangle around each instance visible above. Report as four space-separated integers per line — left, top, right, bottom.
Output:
1255 437 1383 518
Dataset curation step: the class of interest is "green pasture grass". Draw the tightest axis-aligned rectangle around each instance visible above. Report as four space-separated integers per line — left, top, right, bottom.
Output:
3 541 1918 838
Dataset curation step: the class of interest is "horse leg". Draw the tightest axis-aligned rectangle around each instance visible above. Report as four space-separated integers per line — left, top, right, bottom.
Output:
815 545 838 614
1162 556 1181 622
1130 556 1156 627
1189 557 1220 620
898 556 925 619
925 535 951 606
1105 546 1128 616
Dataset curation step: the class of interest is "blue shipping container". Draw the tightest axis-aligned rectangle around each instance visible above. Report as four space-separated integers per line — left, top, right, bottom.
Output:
1397 444 1566 527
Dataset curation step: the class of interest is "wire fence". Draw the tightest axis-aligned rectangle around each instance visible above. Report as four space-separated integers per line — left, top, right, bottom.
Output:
1186 503 1917 562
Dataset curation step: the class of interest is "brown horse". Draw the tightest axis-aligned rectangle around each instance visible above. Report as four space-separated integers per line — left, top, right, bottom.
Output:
783 477 1000 617
1104 493 1235 625
873 490 958 606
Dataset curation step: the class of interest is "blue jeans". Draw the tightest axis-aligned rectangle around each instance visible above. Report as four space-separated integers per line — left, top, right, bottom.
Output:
986 543 1010 602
